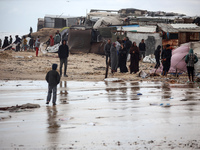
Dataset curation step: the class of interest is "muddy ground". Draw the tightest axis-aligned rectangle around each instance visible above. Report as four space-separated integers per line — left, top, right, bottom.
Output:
0 80 200 149
1 50 200 149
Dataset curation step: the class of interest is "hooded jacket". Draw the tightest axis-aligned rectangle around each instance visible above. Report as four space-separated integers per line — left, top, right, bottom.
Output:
58 40 69 59
185 49 198 67
45 64 60 86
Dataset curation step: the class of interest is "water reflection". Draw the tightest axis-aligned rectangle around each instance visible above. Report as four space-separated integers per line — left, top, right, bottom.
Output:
105 81 128 102
59 81 68 104
161 83 171 100
47 106 60 133
130 82 140 101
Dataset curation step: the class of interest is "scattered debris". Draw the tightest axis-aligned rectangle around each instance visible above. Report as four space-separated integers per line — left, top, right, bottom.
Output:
0 103 40 112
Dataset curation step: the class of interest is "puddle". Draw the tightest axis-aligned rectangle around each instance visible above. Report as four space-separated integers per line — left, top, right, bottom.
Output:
0 80 200 149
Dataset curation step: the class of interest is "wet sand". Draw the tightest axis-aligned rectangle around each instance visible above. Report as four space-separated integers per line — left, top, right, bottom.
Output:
0 80 200 149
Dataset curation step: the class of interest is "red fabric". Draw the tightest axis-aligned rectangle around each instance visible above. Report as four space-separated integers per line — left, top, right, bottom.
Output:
36 47 39 57
50 36 54 46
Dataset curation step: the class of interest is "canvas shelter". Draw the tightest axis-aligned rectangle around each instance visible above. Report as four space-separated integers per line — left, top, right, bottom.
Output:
68 28 92 54
93 16 121 29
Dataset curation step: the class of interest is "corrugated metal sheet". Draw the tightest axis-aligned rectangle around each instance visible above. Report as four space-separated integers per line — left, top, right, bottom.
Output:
171 23 198 29
118 26 156 33
157 23 178 33
158 23 200 33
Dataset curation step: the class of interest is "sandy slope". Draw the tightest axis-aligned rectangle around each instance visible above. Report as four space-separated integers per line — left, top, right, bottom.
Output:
0 50 188 83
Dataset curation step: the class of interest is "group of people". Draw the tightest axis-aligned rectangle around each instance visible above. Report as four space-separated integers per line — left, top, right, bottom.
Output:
46 30 61 47
154 44 198 82
104 37 146 74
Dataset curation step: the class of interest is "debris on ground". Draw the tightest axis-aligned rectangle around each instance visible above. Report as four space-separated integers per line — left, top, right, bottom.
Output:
0 103 40 112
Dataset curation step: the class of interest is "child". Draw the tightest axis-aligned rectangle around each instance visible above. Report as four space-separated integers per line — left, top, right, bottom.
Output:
45 64 60 105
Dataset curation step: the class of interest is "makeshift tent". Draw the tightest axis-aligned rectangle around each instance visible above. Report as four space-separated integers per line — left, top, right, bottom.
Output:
154 42 197 74
90 42 105 55
68 29 92 54
93 16 121 29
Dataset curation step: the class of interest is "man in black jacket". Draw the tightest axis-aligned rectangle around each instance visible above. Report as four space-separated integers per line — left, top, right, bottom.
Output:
139 39 146 59
58 40 69 77
104 39 111 65
45 64 60 105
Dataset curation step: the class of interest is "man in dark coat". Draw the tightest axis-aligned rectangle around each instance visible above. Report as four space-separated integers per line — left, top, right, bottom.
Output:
104 39 111 65
14 35 21 52
161 44 172 76
45 64 60 105
154 45 161 69
139 39 146 59
123 37 132 57
2 36 9 49
58 40 69 77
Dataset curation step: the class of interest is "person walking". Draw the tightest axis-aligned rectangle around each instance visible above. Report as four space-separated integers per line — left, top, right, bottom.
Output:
104 39 111 65
139 39 146 59
129 42 140 74
154 45 162 69
45 64 60 105
35 36 40 56
58 40 69 77
185 49 198 82
161 44 172 76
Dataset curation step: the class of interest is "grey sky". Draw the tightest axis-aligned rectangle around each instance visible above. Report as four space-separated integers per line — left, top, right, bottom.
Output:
0 0 199 34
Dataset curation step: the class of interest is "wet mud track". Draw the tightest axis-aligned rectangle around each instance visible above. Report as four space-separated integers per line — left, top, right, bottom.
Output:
0 80 200 149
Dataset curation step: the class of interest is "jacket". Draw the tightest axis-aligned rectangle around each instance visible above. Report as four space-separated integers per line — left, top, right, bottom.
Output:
58 41 69 59
45 70 60 86
185 49 198 67
104 42 111 56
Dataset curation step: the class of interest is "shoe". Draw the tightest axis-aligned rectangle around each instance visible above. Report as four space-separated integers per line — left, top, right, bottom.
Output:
64 74 68 77
53 103 56 106
46 101 49 104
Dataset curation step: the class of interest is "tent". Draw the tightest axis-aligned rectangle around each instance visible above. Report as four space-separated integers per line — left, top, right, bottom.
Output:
93 16 121 29
68 29 92 54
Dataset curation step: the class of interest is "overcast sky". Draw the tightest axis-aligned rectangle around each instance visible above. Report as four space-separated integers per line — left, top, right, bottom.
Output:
0 0 200 34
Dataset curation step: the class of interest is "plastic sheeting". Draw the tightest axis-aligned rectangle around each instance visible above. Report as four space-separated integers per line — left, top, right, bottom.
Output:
93 16 121 29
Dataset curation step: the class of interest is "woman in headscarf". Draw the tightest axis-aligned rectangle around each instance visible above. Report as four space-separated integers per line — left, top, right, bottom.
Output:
2 36 9 49
118 43 128 73
129 42 140 74
110 42 118 73
185 49 198 82
154 45 161 69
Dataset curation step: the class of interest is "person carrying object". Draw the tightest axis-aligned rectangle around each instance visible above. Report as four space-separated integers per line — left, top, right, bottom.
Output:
45 64 60 106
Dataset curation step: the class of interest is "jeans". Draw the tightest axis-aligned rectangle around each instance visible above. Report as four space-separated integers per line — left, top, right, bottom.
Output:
60 58 68 76
47 85 57 103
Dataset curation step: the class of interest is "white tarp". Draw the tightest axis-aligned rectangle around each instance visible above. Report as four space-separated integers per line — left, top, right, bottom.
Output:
40 42 60 54
93 16 121 29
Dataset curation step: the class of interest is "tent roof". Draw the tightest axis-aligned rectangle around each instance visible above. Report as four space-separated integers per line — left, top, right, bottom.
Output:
117 25 156 33
158 23 200 33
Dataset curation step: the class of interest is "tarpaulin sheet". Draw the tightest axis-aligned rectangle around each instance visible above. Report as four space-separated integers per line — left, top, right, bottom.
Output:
90 42 105 55
68 29 91 54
